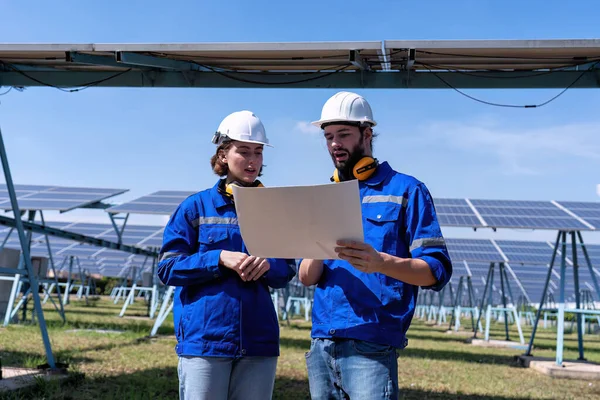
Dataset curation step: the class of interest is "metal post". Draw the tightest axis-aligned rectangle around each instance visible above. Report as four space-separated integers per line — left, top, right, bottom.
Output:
502 265 524 344
570 231 585 361
484 266 495 341
576 231 600 300
75 257 89 305
149 255 157 318
63 256 74 305
150 285 174 336
473 263 494 339
436 286 446 325
0 124 56 369
499 263 510 341
525 231 561 357
449 276 463 330
556 232 568 366
39 211 65 323
466 276 478 333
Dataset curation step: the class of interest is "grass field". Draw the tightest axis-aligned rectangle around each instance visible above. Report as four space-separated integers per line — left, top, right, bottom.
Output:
1 297 600 399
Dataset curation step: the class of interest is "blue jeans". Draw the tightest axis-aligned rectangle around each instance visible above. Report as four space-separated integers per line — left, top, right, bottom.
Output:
178 355 278 400
305 338 399 400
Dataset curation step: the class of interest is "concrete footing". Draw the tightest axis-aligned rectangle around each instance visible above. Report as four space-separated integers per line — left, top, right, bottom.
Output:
517 355 600 380
466 338 529 351
0 367 69 393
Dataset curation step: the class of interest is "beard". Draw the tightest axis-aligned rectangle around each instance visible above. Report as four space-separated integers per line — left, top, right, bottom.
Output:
331 144 366 182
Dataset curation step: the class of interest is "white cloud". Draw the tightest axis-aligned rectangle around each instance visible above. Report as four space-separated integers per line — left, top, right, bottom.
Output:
416 120 600 176
293 121 321 135
597 183 600 198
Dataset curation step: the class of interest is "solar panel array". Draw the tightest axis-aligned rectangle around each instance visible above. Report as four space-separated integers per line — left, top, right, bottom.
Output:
106 190 196 215
445 238 600 306
436 199 599 231
0 184 127 212
107 191 600 232
0 221 163 279
434 199 485 228
556 201 600 229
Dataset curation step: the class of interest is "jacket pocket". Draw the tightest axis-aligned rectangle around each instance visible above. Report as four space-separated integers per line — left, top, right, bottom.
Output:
363 203 401 252
198 226 229 252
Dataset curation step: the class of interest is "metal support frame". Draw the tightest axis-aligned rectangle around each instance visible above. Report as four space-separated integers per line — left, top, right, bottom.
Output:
524 230 600 366
3 64 600 89
449 276 482 333
436 282 454 325
3 210 67 326
473 262 524 345
150 286 175 337
108 212 130 244
0 124 57 369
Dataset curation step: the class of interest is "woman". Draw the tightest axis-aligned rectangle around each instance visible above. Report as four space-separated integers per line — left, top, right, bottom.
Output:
157 110 296 400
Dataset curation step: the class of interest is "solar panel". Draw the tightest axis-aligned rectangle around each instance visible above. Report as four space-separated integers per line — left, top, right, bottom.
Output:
496 240 554 265
106 190 196 215
469 199 590 231
0 221 163 277
434 198 486 228
445 238 504 263
557 201 600 229
0 184 128 212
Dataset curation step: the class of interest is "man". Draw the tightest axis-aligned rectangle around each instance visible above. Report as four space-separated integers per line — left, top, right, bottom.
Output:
299 91 452 400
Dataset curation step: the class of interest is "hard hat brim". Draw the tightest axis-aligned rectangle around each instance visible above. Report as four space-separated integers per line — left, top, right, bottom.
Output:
310 118 377 129
217 137 274 148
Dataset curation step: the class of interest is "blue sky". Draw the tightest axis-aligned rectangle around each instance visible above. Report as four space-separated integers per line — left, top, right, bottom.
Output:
1 0 600 243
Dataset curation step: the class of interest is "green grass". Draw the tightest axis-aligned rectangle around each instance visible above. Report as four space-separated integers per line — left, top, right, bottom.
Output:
1 298 600 399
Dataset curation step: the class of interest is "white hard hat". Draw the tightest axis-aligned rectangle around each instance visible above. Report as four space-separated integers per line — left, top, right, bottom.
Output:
212 110 272 147
311 91 377 129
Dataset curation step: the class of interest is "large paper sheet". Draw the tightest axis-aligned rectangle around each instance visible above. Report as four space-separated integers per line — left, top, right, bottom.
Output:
232 180 364 260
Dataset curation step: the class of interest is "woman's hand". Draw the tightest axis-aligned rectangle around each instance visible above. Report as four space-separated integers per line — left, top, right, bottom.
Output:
219 251 270 281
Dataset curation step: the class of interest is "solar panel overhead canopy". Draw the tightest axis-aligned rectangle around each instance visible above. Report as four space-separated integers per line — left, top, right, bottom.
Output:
1 40 600 89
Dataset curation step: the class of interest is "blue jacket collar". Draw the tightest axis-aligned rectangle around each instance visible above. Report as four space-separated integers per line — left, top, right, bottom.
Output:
211 179 232 209
363 161 392 186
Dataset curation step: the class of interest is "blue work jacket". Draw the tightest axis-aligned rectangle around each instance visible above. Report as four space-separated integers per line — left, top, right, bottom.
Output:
309 161 452 349
157 180 296 358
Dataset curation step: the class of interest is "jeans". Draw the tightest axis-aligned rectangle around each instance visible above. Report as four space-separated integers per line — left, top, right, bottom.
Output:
305 338 399 400
178 355 278 400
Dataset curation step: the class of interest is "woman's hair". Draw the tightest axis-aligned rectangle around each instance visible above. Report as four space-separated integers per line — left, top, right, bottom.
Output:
210 142 232 177
210 141 265 177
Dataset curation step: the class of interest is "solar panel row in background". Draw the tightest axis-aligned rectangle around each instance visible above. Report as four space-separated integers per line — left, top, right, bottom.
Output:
106 192 600 232
106 190 196 215
0 184 127 212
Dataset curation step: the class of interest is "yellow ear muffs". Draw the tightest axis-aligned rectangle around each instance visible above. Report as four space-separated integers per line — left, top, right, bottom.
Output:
330 157 378 182
222 180 264 198
353 157 378 180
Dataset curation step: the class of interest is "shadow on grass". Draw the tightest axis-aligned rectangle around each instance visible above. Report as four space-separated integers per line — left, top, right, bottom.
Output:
0 349 94 368
3 366 310 400
280 337 311 351
400 347 519 367
45 319 154 334
282 321 312 331
398 389 545 399
407 332 478 344
3 366 549 400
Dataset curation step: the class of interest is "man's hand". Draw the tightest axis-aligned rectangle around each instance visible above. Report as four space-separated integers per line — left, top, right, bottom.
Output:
334 240 384 273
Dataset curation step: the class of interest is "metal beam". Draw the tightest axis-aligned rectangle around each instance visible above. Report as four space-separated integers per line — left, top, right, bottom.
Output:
116 52 212 72
349 50 371 71
66 52 125 69
0 215 157 257
2 68 600 89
